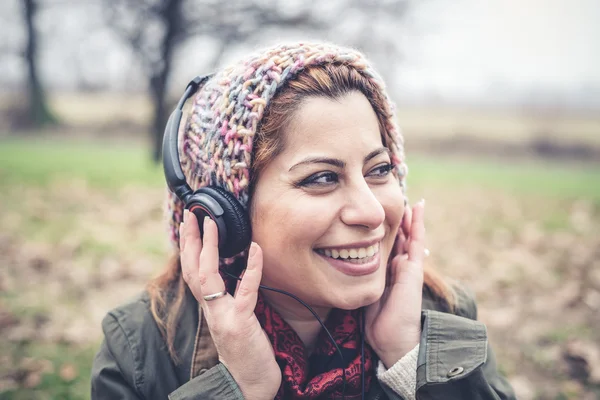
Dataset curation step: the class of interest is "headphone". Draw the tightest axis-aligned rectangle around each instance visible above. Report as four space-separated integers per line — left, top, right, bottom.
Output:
162 75 252 258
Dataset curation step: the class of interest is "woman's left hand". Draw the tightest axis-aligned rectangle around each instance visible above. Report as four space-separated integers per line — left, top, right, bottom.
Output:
365 199 426 369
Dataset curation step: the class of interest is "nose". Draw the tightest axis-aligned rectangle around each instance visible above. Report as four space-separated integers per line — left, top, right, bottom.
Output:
340 180 385 230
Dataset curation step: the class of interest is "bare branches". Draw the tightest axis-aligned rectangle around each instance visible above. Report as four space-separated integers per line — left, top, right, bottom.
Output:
98 0 414 160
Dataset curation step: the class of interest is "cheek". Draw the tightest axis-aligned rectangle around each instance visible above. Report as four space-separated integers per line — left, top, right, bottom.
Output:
251 201 327 287
251 198 326 252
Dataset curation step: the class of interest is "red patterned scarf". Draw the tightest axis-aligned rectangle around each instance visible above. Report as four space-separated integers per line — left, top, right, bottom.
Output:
254 294 375 399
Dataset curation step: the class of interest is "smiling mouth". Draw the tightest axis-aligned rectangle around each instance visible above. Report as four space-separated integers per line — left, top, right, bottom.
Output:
315 243 380 262
314 242 381 276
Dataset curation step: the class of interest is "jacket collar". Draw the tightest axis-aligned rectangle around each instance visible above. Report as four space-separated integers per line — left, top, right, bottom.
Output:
190 304 219 379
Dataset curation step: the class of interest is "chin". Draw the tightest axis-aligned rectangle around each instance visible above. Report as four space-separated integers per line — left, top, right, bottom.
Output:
329 283 385 310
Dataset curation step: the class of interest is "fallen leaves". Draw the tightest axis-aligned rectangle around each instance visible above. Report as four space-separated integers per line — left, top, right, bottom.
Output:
59 363 78 382
563 339 600 385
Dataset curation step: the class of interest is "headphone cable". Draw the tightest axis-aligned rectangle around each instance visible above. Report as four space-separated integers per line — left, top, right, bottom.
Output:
222 270 347 400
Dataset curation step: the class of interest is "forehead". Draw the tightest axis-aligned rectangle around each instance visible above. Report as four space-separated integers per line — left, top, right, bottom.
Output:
280 92 383 161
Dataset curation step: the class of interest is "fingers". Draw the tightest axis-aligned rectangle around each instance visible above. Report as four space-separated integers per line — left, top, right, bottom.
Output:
388 253 408 284
384 251 423 324
394 202 412 255
388 200 425 299
234 243 263 317
180 211 230 314
401 205 412 254
408 199 426 264
198 216 228 311
233 270 246 297
180 210 203 293
390 199 426 284
401 204 412 238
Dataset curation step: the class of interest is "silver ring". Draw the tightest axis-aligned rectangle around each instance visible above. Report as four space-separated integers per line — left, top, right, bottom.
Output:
203 291 228 301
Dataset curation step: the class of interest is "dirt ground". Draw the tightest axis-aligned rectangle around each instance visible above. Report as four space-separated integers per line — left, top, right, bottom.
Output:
1 173 599 399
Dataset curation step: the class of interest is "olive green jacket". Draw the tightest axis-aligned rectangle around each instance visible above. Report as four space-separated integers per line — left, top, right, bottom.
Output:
91 286 515 399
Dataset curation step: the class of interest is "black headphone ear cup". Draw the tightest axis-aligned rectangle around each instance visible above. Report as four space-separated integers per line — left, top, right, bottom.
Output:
201 186 251 257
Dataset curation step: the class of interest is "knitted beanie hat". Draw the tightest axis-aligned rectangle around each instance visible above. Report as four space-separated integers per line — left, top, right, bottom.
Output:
166 41 407 249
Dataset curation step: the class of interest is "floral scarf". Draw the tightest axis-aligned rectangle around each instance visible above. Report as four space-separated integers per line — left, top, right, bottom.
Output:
255 295 374 399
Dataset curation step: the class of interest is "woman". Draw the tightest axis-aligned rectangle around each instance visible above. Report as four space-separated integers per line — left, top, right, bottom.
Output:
91 42 515 399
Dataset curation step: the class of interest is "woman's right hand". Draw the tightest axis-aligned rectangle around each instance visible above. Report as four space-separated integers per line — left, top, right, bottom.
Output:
180 210 282 400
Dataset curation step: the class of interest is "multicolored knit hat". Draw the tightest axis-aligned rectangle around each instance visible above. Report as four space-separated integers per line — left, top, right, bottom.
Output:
166 41 407 249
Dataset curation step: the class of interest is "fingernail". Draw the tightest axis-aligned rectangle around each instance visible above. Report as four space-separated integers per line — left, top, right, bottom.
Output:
203 216 210 230
419 198 426 207
249 242 258 258
183 209 189 221
246 243 258 270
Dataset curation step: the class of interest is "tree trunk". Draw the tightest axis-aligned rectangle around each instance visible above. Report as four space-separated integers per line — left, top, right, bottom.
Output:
150 0 181 163
150 73 169 163
23 0 58 127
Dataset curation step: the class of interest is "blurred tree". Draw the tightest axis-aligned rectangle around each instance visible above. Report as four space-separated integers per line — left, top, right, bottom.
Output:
102 0 412 162
22 0 59 127
102 0 324 162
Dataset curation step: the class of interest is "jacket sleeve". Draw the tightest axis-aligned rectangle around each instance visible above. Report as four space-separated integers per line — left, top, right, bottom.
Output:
378 287 516 400
91 312 245 400
167 363 245 400
414 288 516 400
91 314 143 399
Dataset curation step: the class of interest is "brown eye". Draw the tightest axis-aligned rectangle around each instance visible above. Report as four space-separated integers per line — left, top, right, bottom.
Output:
367 163 394 178
298 172 339 187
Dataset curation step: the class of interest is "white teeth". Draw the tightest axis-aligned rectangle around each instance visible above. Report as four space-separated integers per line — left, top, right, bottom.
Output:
319 243 380 260
366 245 375 257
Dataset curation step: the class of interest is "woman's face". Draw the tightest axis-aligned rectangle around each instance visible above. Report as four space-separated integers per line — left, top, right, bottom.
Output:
251 91 405 312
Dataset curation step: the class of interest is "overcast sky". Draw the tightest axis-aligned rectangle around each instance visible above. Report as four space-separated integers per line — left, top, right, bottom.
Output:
1 0 599 105
397 0 600 97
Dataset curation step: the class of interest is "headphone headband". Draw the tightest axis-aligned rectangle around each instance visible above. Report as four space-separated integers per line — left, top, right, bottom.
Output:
162 74 214 204
163 73 252 258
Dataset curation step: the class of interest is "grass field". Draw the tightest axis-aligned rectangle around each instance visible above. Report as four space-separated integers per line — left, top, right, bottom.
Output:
1 137 599 399
2 138 599 199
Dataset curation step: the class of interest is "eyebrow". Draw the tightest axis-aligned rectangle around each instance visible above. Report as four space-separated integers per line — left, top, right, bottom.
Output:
365 147 390 163
288 147 390 172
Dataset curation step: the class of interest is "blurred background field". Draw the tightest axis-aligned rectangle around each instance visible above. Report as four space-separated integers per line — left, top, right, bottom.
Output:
1 0 600 399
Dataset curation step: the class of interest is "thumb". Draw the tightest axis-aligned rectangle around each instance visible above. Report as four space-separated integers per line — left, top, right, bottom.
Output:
391 253 424 305
386 253 423 320
233 242 263 317
389 253 409 284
